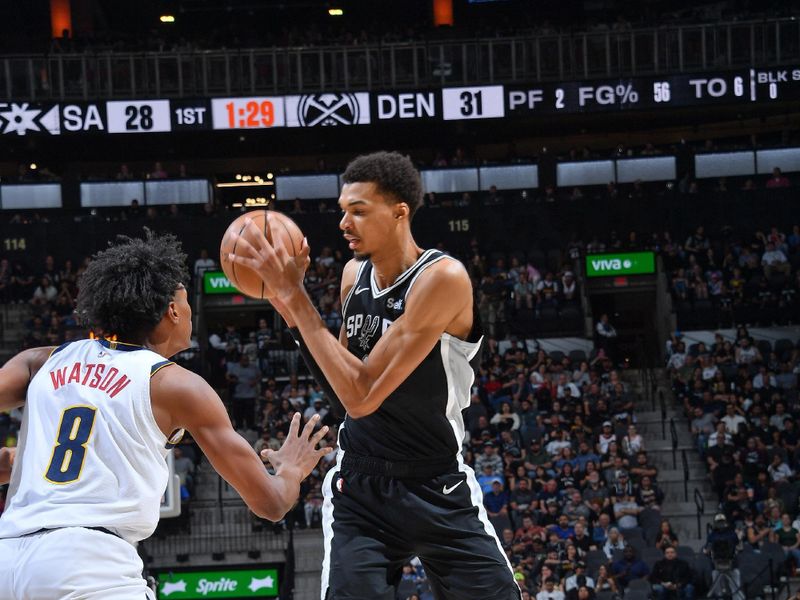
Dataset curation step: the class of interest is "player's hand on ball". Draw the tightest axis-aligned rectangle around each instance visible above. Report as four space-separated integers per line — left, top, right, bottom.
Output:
228 215 311 303
261 413 331 480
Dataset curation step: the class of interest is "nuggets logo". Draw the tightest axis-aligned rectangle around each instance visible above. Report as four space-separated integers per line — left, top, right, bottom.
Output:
298 93 361 127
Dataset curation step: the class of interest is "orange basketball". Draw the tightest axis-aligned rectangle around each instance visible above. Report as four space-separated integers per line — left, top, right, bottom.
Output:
219 210 305 299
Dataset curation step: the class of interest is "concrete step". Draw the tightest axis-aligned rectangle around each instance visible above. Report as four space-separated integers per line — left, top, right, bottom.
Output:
294 573 321 600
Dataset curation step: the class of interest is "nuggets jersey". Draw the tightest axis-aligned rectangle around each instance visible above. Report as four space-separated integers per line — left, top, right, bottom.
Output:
339 249 483 462
0 339 178 544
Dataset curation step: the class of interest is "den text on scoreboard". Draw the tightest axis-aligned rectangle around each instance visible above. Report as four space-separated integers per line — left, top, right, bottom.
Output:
1 67 798 136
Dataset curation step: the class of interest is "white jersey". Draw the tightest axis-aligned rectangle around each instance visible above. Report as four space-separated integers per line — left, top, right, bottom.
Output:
0 338 180 544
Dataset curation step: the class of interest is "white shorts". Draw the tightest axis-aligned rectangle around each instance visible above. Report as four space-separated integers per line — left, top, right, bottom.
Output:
0 527 155 600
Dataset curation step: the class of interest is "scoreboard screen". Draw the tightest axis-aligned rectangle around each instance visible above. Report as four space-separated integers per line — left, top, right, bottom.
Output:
1 67 797 137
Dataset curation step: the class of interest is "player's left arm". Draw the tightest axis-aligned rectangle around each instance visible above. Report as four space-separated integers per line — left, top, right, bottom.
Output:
0 346 53 412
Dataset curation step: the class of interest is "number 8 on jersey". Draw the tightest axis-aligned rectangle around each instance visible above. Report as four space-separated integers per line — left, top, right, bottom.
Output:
45 406 97 484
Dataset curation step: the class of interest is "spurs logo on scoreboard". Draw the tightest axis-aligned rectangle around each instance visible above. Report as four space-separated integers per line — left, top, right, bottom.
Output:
298 93 360 126
0 103 60 135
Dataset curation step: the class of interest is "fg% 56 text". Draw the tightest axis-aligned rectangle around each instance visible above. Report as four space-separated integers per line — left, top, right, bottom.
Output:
577 83 640 106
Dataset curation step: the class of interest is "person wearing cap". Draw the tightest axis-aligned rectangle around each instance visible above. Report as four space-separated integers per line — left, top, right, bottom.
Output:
509 477 535 524
484 479 510 521
596 422 616 455
302 396 329 422
475 440 504 475
611 469 634 498
478 464 505 494
525 438 553 473
565 561 595 592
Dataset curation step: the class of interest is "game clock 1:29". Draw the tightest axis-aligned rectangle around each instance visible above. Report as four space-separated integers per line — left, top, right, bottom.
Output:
211 97 286 129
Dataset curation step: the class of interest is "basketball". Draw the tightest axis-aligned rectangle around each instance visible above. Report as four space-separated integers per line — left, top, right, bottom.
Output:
219 210 305 299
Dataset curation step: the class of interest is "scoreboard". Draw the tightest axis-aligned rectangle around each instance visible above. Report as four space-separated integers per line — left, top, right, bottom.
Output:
1 67 798 137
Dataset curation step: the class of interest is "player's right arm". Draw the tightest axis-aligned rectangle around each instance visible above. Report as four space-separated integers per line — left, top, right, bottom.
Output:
0 346 54 412
151 366 331 521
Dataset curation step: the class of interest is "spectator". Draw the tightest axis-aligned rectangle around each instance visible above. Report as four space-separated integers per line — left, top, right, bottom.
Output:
536 577 565 600
150 161 168 179
613 491 642 531
484 479 510 520
225 354 261 431
762 242 791 279
193 249 216 278
649 546 695 600
611 546 650 589
765 167 791 188
476 441 504 475
603 527 626 559
115 163 134 180
303 397 329 423
622 425 644 455
30 276 57 307
655 520 679 551
595 564 618 595
594 314 617 362
565 561 594 592
172 446 195 500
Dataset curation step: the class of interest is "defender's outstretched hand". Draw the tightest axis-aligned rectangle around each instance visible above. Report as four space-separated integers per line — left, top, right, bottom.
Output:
261 414 331 481
227 215 311 303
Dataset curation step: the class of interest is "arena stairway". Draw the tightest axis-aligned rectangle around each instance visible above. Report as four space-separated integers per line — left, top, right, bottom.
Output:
627 368 718 551
143 459 289 570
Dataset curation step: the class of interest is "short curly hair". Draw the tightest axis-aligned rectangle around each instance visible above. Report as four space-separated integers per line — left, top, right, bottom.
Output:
341 151 423 218
76 229 189 343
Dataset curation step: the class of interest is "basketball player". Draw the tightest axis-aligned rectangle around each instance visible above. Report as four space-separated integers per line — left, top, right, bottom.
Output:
0 231 331 600
228 151 521 599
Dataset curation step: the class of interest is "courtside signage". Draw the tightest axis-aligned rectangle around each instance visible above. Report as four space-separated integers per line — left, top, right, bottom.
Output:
203 271 238 294
157 568 278 599
585 252 655 277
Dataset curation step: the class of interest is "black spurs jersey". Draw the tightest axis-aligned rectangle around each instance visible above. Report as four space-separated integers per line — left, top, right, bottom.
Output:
339 249 483 462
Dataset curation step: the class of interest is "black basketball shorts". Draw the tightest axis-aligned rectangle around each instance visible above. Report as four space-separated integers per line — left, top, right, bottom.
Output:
320 454 522 600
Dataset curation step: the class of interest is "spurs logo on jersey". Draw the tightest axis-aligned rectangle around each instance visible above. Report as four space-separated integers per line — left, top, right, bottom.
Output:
345 314 393 353
357 314 380 351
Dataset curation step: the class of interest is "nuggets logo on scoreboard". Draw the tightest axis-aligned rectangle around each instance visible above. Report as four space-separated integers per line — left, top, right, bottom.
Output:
285 93 371 127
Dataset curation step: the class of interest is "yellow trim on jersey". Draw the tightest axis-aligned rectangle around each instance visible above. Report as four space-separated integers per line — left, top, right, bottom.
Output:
150 361 175 378
43 404 98 486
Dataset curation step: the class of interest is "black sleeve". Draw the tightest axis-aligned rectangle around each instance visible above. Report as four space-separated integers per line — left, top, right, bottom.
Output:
288 327 346 419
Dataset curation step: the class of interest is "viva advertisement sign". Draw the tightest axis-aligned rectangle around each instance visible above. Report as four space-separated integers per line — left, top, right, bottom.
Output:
158 568 278 599
585 252 655 277
203 271 238 295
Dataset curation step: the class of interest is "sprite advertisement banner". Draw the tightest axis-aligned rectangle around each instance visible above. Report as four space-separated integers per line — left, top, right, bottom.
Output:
203 271 239 295
585 251 655 277
157 568 279 599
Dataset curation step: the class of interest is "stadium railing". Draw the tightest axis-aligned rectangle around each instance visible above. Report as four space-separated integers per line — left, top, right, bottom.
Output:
1 18 798 99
